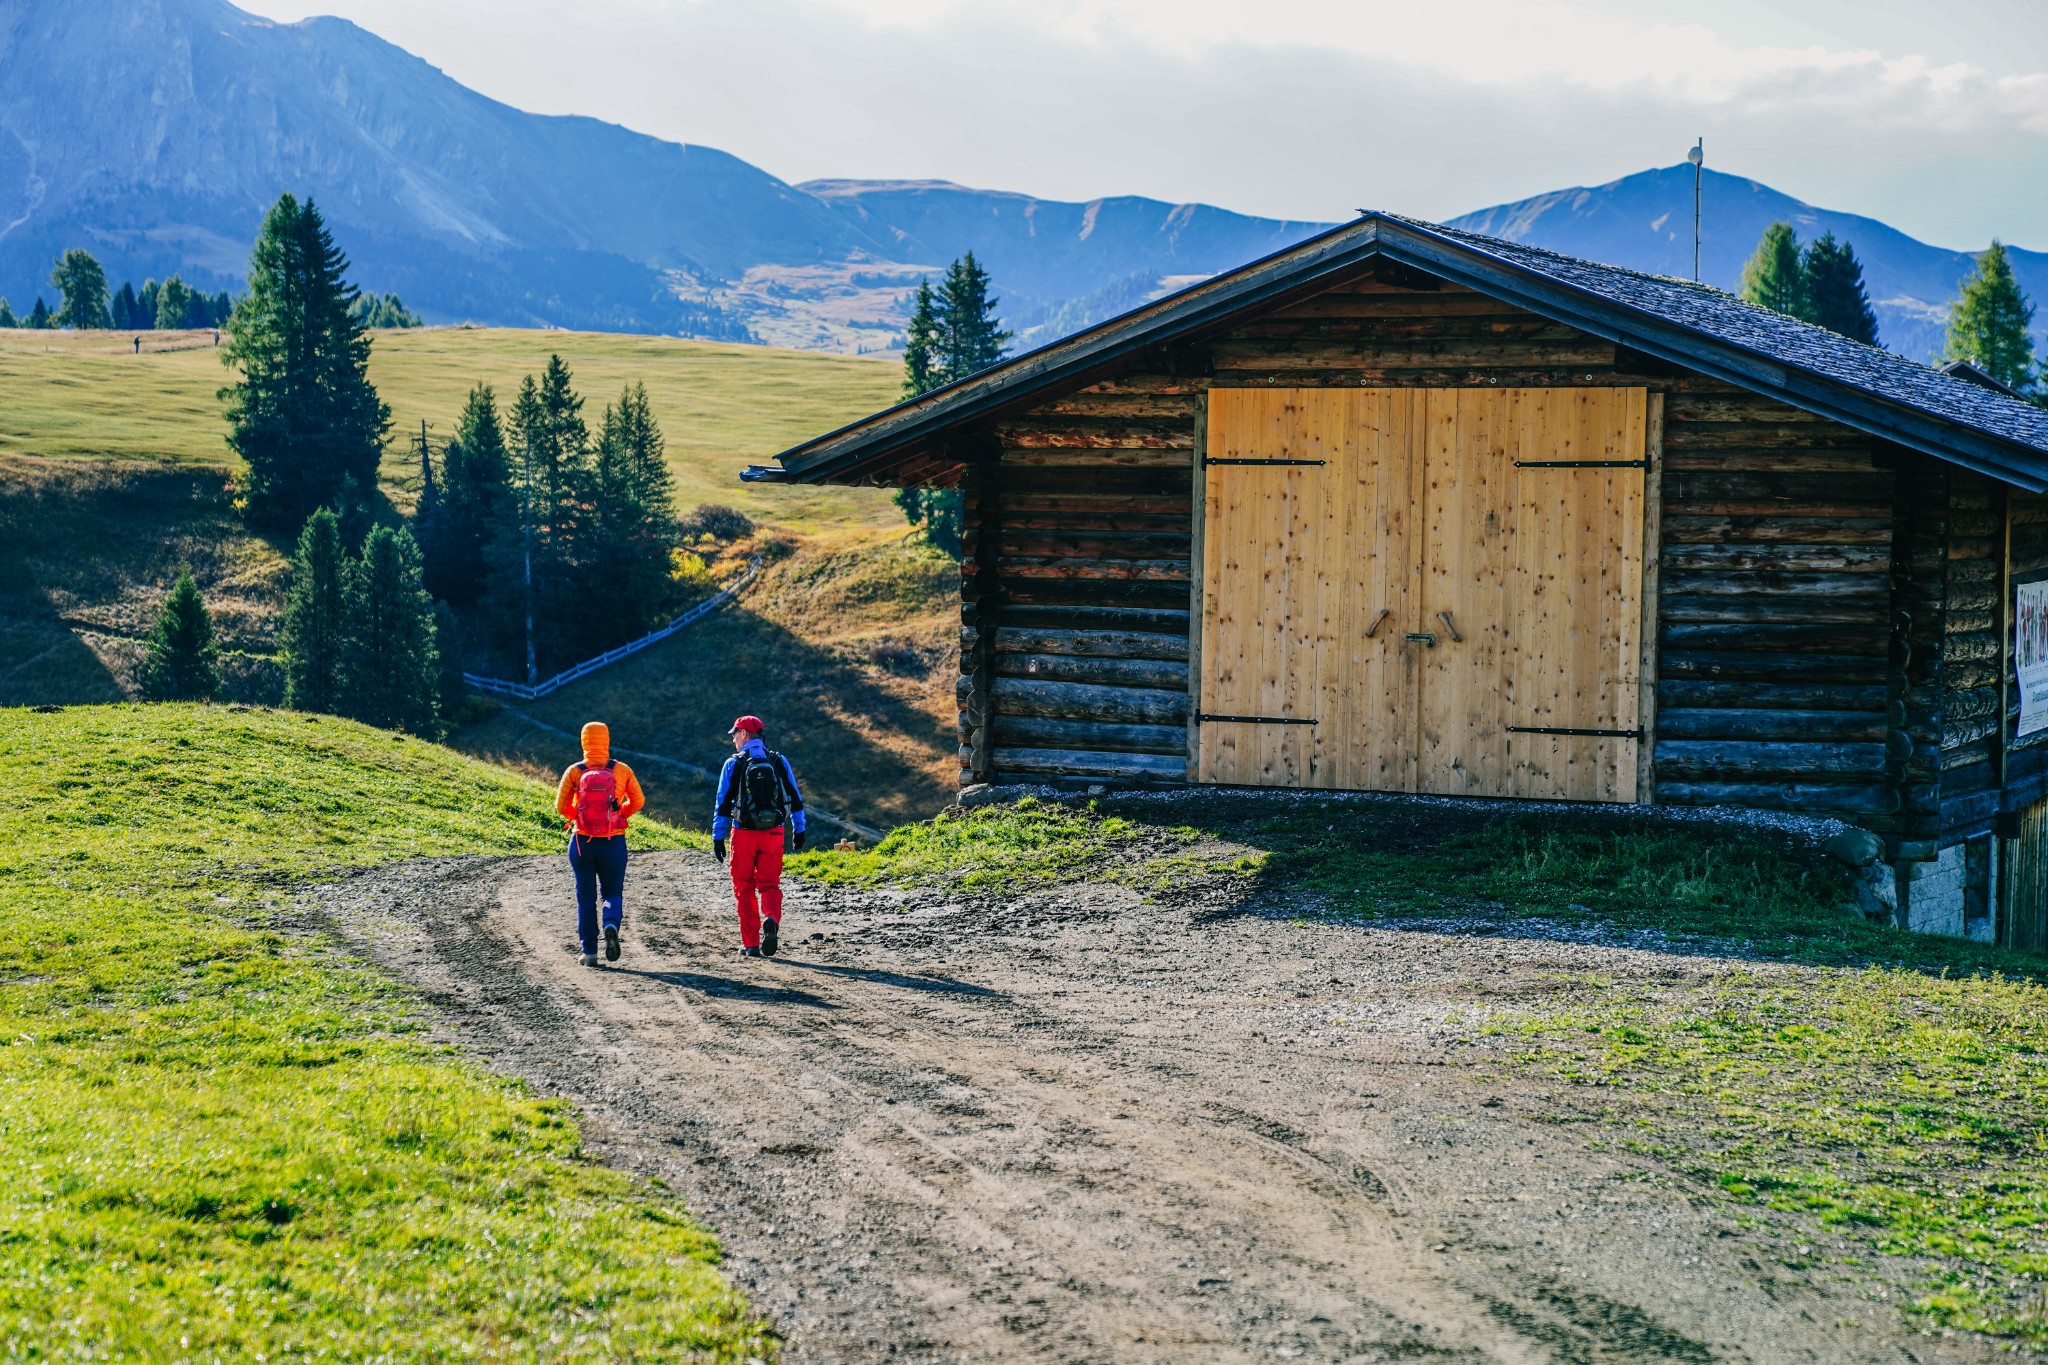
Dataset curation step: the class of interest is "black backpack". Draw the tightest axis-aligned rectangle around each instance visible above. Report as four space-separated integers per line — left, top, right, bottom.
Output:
735 750 791 831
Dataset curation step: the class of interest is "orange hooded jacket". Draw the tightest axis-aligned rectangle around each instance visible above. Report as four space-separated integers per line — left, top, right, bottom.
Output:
555 722 645 835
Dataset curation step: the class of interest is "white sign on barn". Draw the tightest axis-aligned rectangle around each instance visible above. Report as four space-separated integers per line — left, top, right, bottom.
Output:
2017 579 2048 737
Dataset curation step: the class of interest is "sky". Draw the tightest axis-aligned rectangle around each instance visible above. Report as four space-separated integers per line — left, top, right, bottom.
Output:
249 0 2048 251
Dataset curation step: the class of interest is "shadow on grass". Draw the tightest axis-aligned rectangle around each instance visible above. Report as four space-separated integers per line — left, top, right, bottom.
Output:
1087 789 2048 983
483 598 956 836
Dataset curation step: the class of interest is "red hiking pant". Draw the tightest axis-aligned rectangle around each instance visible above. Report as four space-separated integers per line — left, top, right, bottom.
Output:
729 826 785 948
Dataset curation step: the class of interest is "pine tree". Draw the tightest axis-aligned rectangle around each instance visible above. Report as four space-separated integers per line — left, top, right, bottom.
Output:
901 280 944 398
281 507 348 712
891 256 1008 552
1946 241 2038 395
110 281 140 330
27 297 52 329
1801 234 1881 346
0 298 15 329
433 600 468 726
1738 222 1804 317
137 569 221 701
421 383 511 607
220 193 392 529
156 275 200 330
341 525 440 736
51 249 111 329
138 279 160 326
591 382 679 643
938 251 1012 379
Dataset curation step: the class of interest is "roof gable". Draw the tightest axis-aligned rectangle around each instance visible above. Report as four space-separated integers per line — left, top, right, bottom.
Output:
748 213 2048 491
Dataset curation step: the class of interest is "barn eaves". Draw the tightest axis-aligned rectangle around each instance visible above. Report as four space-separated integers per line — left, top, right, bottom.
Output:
743 212 2048 491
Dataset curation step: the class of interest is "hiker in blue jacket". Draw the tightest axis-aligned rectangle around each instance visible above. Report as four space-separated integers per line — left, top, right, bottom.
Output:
712 714 807 958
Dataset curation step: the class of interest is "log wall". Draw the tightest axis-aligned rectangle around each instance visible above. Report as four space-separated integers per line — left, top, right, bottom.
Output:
952 270 1913 821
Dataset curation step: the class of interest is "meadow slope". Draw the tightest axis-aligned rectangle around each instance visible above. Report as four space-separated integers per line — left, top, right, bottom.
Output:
0 327 959 828
0 704 770 1360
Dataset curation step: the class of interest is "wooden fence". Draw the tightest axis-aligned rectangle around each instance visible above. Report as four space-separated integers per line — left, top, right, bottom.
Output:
464 558 760 702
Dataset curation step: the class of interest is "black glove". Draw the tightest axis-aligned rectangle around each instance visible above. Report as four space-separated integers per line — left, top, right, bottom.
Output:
791 830 806 853
712 838 726 864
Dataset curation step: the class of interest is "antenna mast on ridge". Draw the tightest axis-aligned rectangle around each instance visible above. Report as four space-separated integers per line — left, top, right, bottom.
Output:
1687 137 1705 282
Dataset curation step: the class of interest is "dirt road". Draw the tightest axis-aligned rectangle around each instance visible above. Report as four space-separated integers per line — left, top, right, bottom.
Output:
313 851 1999 1364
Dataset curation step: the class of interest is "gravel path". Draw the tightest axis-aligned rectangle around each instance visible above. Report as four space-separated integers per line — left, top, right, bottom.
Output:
309 851 2002 1364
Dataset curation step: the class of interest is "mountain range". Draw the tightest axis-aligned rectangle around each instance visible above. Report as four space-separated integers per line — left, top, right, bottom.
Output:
1 0 2041 362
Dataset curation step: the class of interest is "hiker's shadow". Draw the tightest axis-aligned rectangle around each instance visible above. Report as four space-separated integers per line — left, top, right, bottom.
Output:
778 959 1003 998
613 966 838 1009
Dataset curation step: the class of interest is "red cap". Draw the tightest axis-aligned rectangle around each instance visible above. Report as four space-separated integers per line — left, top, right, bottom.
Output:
727 715 764 736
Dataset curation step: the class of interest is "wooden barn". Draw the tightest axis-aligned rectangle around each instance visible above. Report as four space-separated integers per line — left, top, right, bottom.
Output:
744 214 2048 943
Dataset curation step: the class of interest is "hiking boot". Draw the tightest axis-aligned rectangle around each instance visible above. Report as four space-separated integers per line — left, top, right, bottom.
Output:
760 918 779 958
579 951 600 968
604 923 621 962
740 946 762 958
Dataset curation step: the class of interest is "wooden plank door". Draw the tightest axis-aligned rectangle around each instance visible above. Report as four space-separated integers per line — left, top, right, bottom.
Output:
2001 800 2048 952
1198 389 1420 788
1418 387 1645 801
1199 389 1329 787
1502 388 1646 802
1417 389 1513 796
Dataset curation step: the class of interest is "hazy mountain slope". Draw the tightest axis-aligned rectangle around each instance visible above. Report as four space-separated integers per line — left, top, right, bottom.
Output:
0 0 879 332
1449 165 2048 362
800 179 1328 334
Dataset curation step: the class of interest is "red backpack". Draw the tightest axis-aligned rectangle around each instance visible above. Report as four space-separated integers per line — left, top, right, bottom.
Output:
573 760 621 837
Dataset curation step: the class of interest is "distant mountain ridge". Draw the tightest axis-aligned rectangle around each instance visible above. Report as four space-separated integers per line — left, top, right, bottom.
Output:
1447 165 2048 363
0 0 2038 363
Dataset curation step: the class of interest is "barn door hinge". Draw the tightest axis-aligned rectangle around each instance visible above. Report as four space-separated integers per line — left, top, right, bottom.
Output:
1507 725 1643 739
1204 458 1326 467
1513 460 1648 469
1198 713 1318 725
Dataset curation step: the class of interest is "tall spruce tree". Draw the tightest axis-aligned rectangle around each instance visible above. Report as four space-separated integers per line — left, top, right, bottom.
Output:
420 383 510 607
51 249 111 329
156 275 200 330
901 280 944 398
26 297 50 329
0 299 15 329
591 382 679 644
432 600 468 727
893 255 1010 552
110 281 140 330
1739 222 1804 317
220 193 391 529
1945 241 2038 395
1801 233 1881 346
281 507 349 712
137 570 221 701
137 279 161 326
938 252 1012 379
341 525 440 736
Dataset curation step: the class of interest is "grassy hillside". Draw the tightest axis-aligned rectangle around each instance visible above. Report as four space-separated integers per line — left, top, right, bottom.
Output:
0 703 766 1359
0 328 953 822
0 325 902 531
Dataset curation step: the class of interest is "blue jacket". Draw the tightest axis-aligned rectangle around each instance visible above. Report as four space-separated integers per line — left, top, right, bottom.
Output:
712 738 807 839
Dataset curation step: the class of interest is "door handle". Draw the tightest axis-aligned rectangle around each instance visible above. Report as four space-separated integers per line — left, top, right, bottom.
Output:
1364 608 1391 639
1403 632 1438 647
1437 611 1464 643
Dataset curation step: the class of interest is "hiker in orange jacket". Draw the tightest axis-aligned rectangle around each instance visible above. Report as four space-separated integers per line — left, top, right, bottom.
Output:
556 722 645 967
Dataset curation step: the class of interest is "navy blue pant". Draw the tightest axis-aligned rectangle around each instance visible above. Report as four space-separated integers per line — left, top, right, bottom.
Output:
568 833 627 954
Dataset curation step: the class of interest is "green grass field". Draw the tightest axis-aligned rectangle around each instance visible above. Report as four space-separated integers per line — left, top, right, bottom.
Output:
0 325 902 532
0 703 767 1360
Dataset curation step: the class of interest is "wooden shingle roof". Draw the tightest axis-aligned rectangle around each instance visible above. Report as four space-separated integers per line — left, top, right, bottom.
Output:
746 212 2048 490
